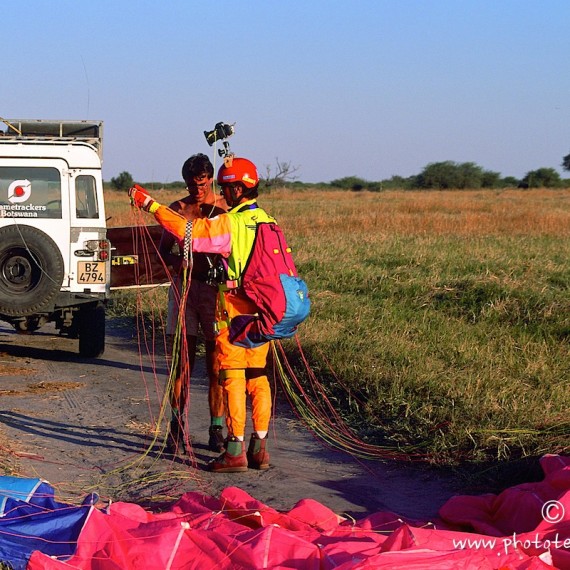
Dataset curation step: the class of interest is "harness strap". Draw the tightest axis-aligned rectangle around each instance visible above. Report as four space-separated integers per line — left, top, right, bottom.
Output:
182 220 193 269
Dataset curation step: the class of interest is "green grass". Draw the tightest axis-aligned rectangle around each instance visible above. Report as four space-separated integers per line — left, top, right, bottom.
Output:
106 187 570 466
298 235 568 462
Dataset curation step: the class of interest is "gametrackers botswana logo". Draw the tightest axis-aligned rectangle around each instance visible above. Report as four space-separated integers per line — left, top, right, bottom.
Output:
8 179 32 203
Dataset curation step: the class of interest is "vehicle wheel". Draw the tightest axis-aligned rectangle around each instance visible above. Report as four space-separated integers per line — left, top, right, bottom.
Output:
0 225 64 317
78 302 106 358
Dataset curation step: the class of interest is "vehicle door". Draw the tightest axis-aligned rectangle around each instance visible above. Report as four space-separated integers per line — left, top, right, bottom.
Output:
68 169 109 294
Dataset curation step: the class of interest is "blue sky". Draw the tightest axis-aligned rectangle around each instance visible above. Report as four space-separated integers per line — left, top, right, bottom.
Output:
3 1 569 183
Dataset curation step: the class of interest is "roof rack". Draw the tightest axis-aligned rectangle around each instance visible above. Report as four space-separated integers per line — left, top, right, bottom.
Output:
0 118 103 159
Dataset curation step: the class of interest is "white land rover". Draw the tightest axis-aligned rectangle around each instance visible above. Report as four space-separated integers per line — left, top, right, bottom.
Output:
0 119 111 357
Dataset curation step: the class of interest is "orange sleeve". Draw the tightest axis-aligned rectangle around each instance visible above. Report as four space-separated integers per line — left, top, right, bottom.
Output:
154 205 232 257
153 204 188 240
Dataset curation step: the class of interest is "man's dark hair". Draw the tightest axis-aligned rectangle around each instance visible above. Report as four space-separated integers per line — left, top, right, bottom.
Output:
181 153 214 181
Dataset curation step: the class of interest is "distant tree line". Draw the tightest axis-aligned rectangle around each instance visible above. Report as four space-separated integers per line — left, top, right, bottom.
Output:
106 171 186 191
330 159 569 192
107 151 570 191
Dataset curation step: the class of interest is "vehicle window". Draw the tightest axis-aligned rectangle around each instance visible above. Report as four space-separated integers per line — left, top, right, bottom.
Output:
0 166 61 219
75 175 99 219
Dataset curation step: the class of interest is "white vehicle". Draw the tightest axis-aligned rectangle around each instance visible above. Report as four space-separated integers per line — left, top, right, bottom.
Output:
0 119 111 357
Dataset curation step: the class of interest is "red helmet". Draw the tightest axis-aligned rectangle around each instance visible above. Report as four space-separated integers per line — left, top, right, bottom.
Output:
217 157 259 189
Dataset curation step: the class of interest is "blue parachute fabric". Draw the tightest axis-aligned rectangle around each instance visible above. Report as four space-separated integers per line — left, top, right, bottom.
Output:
0 476 58 516
0 476 90 570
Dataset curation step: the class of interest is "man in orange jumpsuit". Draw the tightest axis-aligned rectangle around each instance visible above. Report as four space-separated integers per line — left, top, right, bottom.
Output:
129 157 272 472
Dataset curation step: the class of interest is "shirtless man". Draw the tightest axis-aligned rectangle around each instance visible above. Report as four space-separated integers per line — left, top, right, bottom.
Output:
158 153 227 455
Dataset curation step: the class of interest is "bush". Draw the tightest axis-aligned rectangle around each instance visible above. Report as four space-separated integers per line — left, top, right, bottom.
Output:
416 161 501 190
110 171 134 191
330 176 368 191
520 168 563 188
500 176 520 188
330 176 383 192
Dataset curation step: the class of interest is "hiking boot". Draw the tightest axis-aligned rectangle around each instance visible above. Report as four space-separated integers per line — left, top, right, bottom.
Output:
165 419 187 455
210 437 247 473
208 425 226 453
247 433 270 470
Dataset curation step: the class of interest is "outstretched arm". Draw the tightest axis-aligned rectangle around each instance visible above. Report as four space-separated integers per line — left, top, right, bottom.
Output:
128 185 232 255
129 184 188 241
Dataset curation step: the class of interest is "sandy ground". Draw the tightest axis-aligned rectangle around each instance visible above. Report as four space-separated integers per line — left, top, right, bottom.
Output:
0 318 461 521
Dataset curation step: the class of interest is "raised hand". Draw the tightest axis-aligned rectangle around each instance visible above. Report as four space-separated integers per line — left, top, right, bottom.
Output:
128 184 158 212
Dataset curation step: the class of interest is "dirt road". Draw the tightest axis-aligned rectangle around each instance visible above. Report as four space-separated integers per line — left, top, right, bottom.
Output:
0 318 459 521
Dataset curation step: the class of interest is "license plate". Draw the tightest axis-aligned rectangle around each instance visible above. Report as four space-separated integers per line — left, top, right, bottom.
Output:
77 261 106 284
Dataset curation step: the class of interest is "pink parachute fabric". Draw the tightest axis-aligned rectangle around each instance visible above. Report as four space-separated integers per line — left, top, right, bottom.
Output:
23 454 570 570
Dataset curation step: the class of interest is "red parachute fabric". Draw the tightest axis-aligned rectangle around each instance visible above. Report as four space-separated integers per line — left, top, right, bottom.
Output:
439 455 570 536
25 455 569 569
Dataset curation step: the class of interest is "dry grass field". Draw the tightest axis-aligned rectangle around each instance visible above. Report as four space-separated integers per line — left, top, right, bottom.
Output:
106 187 570 466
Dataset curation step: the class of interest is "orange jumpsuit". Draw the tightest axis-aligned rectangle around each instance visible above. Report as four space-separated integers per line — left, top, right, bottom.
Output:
153 199 273 439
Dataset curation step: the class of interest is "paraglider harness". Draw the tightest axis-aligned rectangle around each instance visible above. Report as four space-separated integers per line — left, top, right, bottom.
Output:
215 204 310 349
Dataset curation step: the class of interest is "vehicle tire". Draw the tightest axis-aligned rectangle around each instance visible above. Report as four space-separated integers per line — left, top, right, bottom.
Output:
78 302 106 358
0 225 64 317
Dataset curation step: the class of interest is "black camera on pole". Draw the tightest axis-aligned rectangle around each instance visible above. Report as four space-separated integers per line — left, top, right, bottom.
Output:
204 122 235 146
